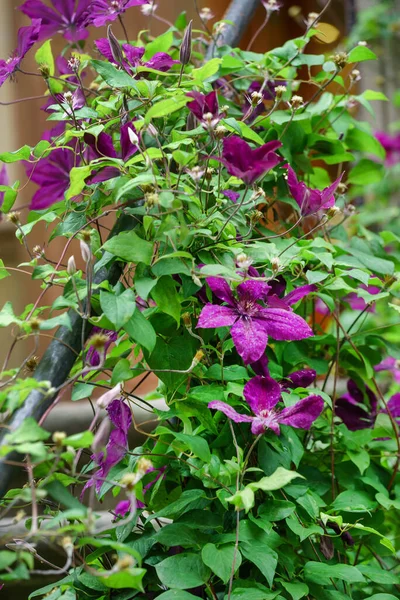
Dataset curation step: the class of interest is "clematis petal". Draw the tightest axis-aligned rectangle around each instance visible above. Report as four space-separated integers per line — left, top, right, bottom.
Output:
244 375 282 414
252 139 282 160
256 307 313 341
208 400 253 424
197 304 238 329
336 398 373 431
385 393 400 419
205 277 235 305
250 355 270 378
107 399 132 434
237 280 271 302
284 284 317 306
279 394 324 429
231 318 269 364
115 500 131 517
223 189 240 203
284 369 317 389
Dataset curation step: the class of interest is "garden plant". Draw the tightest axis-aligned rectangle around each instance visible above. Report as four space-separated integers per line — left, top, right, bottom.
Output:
0 0 400 599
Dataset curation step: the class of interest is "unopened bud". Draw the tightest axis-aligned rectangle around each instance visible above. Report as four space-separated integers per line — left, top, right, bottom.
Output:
52 431 67 446
215 125 227 139
7 211 20 225
337 183 347 194
180 20 193 66
128 127 139 146
290 95 304 110
96 382 123 409
80 240 91 264
332 52 348 69
275 85 287 97
107 25 124 64
28 317 42 332
358 41 367 46
191 271 202 287
117 555 135 570
67 255 77 275
271 257 280 273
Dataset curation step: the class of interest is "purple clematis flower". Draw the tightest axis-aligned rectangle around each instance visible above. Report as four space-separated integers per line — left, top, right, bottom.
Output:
0 165 9 214
218 137 282 185
375 131 400 167
19 1 91 42
197 277 313 364
243 81 277 121
91 0 149 27
287 165 342 215
345 284 380 313
95 37 178 73
251 354 316 390
83 399 132 494
187 91 221 128
209 375 324 435
375 357 400 384
86 327 118 366
0 19 41 87
114 499 131 518
27 142 79 210
223 189 240 203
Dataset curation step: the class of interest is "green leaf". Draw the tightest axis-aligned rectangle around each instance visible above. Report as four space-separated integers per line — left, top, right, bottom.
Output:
124 308 156 353
91 59 137 89
39 313 72 332
0 302 20 327
346 127 385 159
173 432 211 463
249 468 304 492
259 499 296 521
348 46 377 62
357 565 400 585
151 276 181 324
45 481 86 511
155 553 211 590
202 543 241 584
0 145 32 163
64 431 94 449
100 289 136 330
111 358 134 384
66 165 91 200
152 489 209 520
223 118 265 146
144 31 173 59
331 490 377 512
365 596 399 600
304 562 365 584
348 159 383 185
0 259 10 280
71 383 94 401
155 523 200 548
240 543 278 587
0 550 18 569
145 96 190 122
102 230 154 265
100 569 146 590
281 581 309 600
347 449 370 474
157 592 200 600
191 58 221 81
6 418 50 443
35 40 54 75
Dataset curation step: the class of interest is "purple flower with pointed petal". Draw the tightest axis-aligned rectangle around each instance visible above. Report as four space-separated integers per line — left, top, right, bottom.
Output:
86 327 118 366
345 284 380 313
114 499 131 518
375 131 400 167
243 81 277 121
187 91 221 127
19 1 90 42
27 143 79 210
0 165 9 214
91 0 149 27
0 19 41 87
82 399 132 495
95 38 177 73
209 375 324 435
336 380 378 431
223 189 240 203
287 165 342 216
218 137 282 185
375 356 400 384
54 88 86 115
145 52 179 72
197 277 313 364
283 369 317 389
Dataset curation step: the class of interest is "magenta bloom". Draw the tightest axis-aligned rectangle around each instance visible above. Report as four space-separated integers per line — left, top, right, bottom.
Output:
223 189 240 203
209 375 324 435
0 19 41 87
287 165 342 215
86 327 118 366
375 357 400 384
27 143 79 210
95 38 178 73
375 131 400 166
114 499 131 518
83 399 132 494
283 368 317 389
0 165 9 212
187 91 221 127
19 1 91 42
345 284 380 312
91 0 149 27
218 137 282 185
197 277 313 364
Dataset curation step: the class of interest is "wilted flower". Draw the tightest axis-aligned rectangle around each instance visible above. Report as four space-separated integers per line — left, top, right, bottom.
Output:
90 0 149 27
0 19 41 87
197 277 313 364
287 165 342 215
209 375 324 435
19 1 90 42
261 0 282 13
217 136 282 185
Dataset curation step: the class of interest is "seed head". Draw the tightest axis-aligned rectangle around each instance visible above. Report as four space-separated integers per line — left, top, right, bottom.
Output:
332 52 348 69
33 245 43 258
89 333 109 350
205 167 215 181
274 85 287 97
7 211 20 225
28 317 42 332
290 95 304 110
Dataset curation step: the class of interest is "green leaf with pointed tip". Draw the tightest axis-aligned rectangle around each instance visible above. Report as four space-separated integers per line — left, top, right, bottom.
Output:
348 46 377 62
151 276 181 324
145 96 190 122
91 59 138 89
100 289 136 330
202 543 241 584
155 553 211 590
35 40 55 75
102 230 154 265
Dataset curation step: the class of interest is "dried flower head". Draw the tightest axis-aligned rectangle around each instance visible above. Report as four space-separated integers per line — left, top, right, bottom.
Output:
7 211 21 225
274 85 287 96
186 166 205 182
68 56 81 72
25 356 39 373
327 206 341 219
332 52 348 69
248 210 264 224
33 245 43 258
290 95 304 110
28 317 42 332
200 7 214 21
182 312 192 327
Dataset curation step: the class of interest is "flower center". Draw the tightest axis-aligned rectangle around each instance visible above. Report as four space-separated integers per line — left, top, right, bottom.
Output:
237 297 259 317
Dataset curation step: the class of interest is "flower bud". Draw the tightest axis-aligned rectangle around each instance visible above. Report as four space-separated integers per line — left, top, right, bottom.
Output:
107 25 124 64
67 255 77 275
96 382 123 409
52 431 67 446
332 52 348 69
80 240 91 264
128 127 139 146
191 271 202 287
205 167 214 181
180 20 193 66
60 536 73 550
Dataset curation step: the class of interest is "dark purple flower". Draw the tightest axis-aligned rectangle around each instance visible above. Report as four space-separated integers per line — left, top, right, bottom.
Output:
86 327 118 366
19 1 91 42
223 189 240 203
0 19 41 87
83 399 132 494
336 380 378 431
283 369 317 389
287 165 342 215
91 0 149 27
209 375 324 435
375 357 400 384
114 499 131 518
345 285 380 312
218 136 282 185
136 466 166 508
0 165 9 213
187 91 221 128
95 38 177 73
375 131 400 167
197 277 313 364
54 88 86 115
243 81 277 121
27 142 79 210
